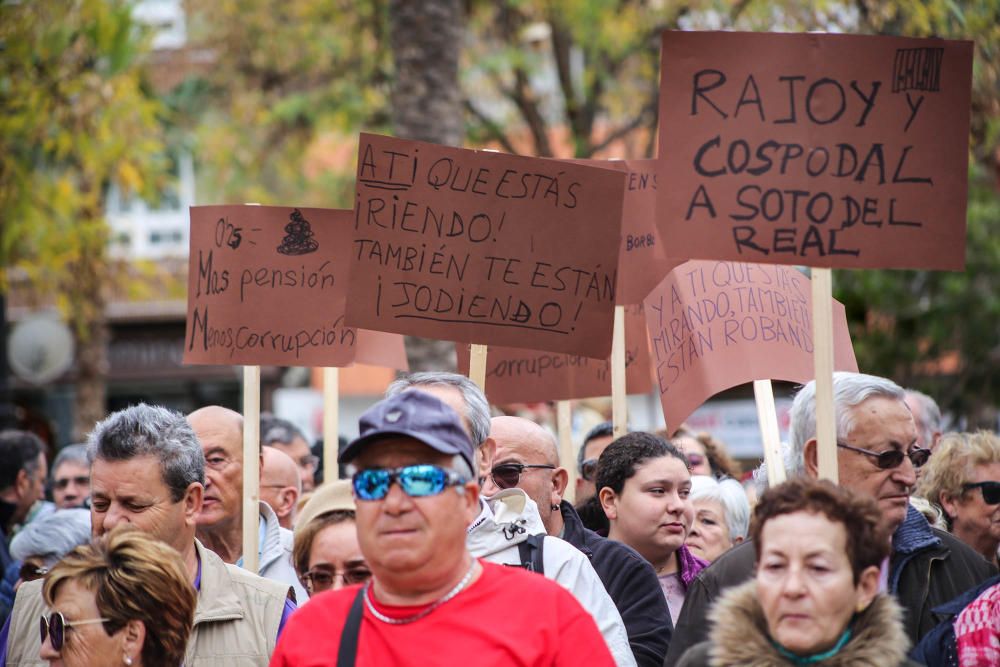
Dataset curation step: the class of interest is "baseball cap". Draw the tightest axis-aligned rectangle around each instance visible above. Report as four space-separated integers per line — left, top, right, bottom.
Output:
339 390 476 472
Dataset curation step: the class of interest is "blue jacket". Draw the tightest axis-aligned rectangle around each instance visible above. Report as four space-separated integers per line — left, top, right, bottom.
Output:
559 501 673 667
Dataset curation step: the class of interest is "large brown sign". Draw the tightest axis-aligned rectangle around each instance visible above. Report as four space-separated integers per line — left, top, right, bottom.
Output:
184 205 407 369
345 133 627 359
456 303 652 404
644 261 858 431
657 31 973 270
577 159 683 305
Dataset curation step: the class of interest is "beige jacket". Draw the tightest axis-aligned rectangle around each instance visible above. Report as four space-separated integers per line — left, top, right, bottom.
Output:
6 540 289 666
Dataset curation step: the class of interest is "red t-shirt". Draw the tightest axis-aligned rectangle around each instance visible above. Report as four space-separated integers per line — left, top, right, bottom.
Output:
269 560 615 667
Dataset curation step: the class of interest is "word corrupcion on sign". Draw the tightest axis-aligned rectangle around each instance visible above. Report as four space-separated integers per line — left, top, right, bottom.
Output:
657 32 973 270
345 134 627 359
455 303 653 404
643 260 858 432
184 205 407 369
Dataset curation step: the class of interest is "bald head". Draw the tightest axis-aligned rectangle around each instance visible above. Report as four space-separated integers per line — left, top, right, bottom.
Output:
261 446 301 529
483 416 567 535
188 406 243 446
489 416 559 465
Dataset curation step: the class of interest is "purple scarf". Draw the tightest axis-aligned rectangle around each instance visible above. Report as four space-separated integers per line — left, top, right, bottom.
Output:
677 544 709 588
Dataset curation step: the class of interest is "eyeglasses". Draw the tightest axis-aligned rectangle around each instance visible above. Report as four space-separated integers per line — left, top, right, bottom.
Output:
40 612 110 652
53 476 89 491
686 453 706 468
301 568 372 594
352 464 468 501
299 455 320 469
19 563 48 583
836 442 931 469
580 458 599 482
490 463 557 490
962 481 1000 505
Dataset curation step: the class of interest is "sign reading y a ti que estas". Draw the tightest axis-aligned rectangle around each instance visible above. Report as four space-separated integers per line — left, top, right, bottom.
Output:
185 205 406 368
643 260 858 432
657 31 973 269
345 133 627 359
456 303 652 404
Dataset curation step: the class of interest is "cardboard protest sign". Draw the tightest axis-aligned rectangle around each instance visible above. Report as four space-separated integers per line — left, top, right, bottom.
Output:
658 31 973 270
643 260 858 431
184 205 407 369
456 303 652 404
577 160 684 305
346 133 627 359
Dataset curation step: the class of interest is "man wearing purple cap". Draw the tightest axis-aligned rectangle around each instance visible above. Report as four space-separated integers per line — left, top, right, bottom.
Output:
271 390 615 667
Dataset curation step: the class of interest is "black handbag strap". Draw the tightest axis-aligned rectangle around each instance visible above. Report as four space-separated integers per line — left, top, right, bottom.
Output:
337 586 367 667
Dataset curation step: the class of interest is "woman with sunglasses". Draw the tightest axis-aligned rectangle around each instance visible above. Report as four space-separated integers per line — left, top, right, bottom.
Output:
293 479 372 598
597 432 707 625
39 528 195 667
916 431 1000 566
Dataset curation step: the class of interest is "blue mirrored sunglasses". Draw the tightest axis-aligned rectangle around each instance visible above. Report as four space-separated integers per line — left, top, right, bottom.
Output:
352 464 468 501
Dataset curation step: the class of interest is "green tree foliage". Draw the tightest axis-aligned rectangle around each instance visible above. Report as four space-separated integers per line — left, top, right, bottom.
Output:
0 0 166 437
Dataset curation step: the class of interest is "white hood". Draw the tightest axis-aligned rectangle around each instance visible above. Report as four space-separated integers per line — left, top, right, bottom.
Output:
467 488 546 558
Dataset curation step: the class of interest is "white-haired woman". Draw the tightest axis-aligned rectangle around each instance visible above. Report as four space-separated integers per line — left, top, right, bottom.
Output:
685 476 750 562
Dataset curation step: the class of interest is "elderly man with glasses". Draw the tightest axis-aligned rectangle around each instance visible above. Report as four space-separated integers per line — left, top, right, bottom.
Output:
271 390 616 667
664 372 998 666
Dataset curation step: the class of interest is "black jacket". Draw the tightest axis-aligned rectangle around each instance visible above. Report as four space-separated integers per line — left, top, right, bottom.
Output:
559 501 673 667
910 574 1000 666
664 506 997 666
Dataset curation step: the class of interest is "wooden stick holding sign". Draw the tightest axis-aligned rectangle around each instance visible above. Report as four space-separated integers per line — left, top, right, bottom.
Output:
557 400 575 504
811 268 838 484
469 344 488 390
323 367 340 482
611 306 627 439
753 380 786 486
241 203 262 574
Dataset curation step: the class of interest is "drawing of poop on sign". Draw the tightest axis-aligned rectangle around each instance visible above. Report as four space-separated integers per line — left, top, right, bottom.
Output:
277 208 319 255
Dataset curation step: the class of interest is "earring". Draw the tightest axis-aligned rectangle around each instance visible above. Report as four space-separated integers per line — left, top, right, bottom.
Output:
123 656 133 666
550 504 560 511
856 602 868 614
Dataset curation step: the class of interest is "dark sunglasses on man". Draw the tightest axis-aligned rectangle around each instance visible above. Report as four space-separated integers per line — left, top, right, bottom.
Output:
39 612 110 652
579 458 599 482
18 562 48 583
490 462 556 490
52 476 89 491
836 442 931 469
962 480 1000 505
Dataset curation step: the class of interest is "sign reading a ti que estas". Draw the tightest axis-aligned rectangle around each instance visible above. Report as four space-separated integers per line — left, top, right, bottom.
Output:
657 31 973 270
456 303 652 404
644 260 858 431
346 133 627 359
185 205 406 369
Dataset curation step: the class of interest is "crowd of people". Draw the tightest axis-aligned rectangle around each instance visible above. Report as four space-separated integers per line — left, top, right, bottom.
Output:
0 370 997 665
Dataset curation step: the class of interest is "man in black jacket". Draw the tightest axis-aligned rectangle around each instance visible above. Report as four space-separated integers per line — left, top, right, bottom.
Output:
664 372 998 666
482 416 672 667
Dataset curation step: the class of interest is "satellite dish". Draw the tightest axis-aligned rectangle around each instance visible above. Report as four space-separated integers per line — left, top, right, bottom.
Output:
8 313 75 385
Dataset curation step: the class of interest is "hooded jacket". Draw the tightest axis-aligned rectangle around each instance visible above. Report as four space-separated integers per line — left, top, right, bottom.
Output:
559 501 672 667
676 581 921 667
665 504 998 666
467 489 637 667
258 500 307 603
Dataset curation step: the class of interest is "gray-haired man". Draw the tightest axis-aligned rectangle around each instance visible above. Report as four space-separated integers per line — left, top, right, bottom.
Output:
664 372 997 665
1 404 293 666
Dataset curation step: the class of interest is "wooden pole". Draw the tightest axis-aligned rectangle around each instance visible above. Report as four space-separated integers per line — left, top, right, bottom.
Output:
811 268 838 483
557 400 575 504
611 305 627 438
469 344 488 390
242 365 261 573
322 367 340 483
241 202 262 573
753 379 786 486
